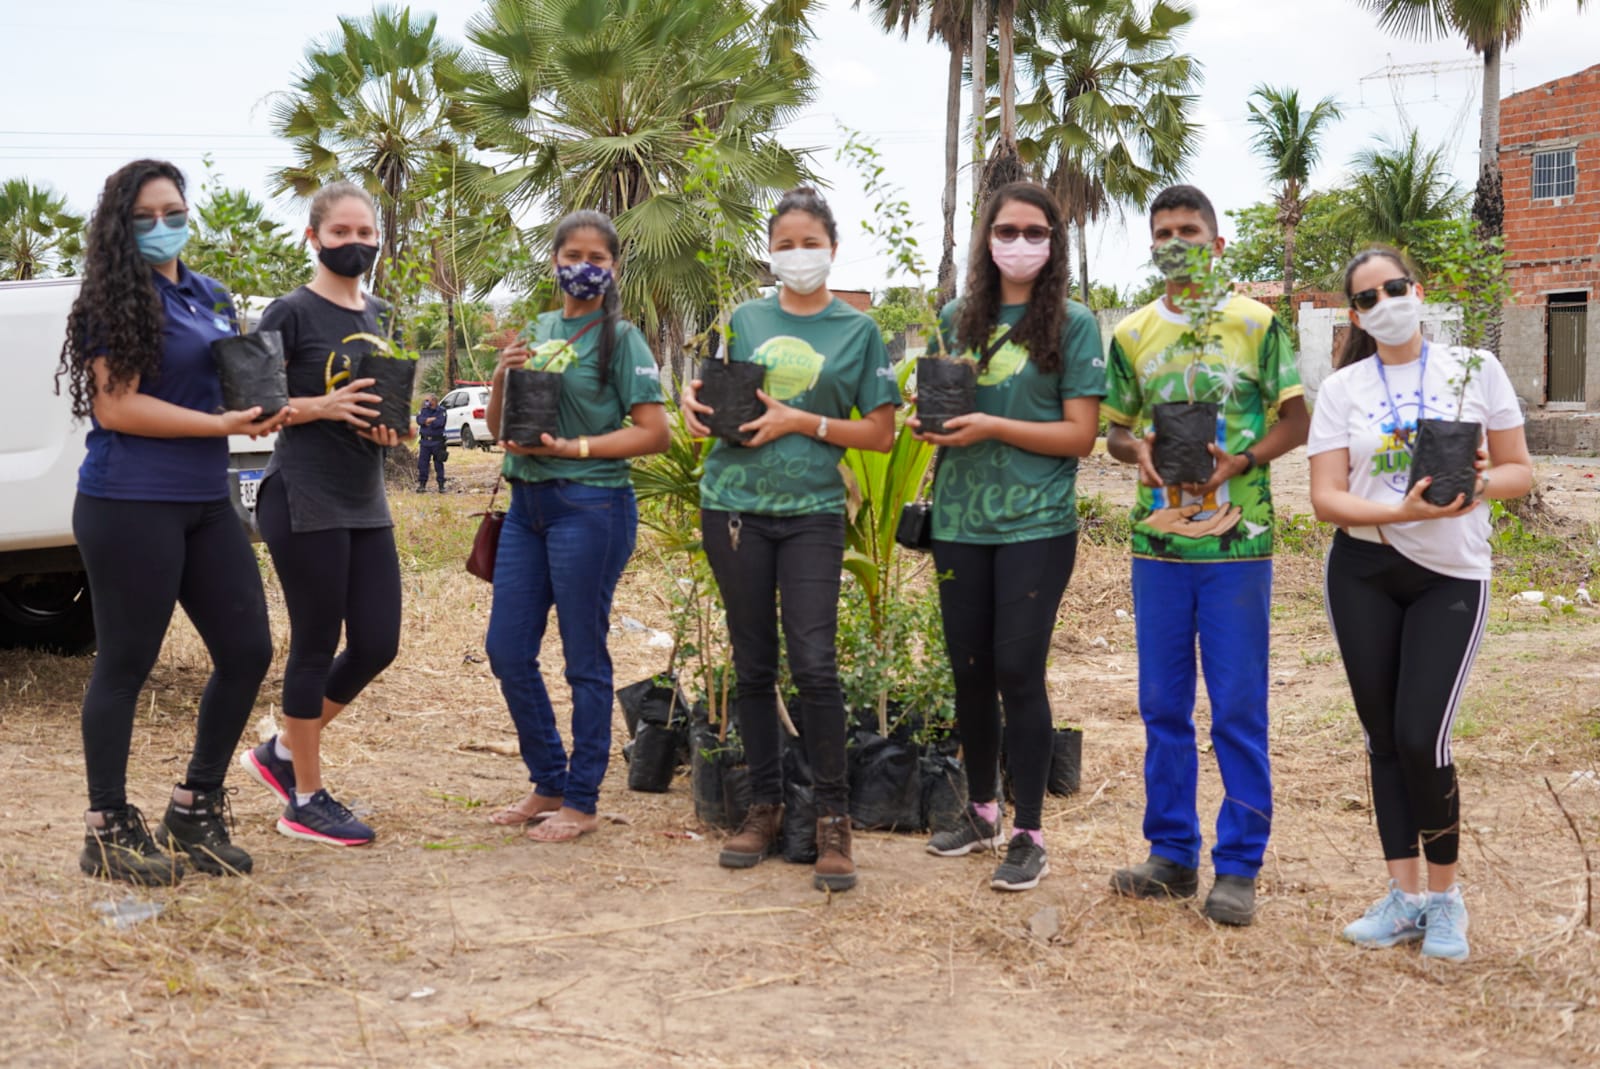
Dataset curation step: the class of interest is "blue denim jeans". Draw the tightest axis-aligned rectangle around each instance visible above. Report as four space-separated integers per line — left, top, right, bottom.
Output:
486 480 638 815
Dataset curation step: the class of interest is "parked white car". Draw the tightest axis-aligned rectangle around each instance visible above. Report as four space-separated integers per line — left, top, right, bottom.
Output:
441 385 496 450
0 278 274 653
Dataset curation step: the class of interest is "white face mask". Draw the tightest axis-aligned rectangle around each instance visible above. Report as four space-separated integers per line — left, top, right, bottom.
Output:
1357 292 1422 346
770 247 833 295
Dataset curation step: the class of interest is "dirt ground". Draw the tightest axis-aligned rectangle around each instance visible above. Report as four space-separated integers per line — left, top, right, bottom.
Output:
2 446 1598 1069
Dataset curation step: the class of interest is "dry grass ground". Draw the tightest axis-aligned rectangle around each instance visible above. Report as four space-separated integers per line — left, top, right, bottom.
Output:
1 448 1598 1068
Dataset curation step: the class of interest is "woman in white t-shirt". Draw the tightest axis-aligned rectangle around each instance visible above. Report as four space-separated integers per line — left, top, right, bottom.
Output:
1308 247 1531 963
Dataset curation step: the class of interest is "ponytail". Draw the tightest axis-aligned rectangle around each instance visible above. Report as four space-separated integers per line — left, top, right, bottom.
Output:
596 280 620 397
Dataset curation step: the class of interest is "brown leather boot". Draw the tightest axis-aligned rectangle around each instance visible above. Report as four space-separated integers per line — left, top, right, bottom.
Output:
813 814 857 892
718 803 782 868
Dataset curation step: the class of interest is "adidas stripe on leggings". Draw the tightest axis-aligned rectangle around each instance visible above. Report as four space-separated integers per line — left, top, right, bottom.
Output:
1324 531 1487 866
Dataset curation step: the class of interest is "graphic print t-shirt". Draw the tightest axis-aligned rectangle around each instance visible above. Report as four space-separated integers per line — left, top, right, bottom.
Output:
699 295 901 516
258 286 393 533
927 299 1107 543
500 309 664 488
1306 344 1523 580
1101 294 1304 562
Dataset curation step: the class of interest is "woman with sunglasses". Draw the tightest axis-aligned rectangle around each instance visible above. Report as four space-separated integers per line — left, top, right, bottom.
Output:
913 181 1104 892
1308 247 1531 961
56 159 289 884
681 187 899 893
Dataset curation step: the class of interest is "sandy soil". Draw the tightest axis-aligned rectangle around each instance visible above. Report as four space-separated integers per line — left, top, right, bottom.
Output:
1 447 1597 1068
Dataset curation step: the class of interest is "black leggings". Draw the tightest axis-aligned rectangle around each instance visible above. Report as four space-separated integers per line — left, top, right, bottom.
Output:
257 475 401 720
73 494 272 811
931 532 1078 831
702 510 849 813
1325 533 1487 866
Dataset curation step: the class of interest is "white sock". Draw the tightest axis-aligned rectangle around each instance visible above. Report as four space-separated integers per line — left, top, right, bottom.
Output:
294 791 316 807
273 737 293 761
1402 890 1427 908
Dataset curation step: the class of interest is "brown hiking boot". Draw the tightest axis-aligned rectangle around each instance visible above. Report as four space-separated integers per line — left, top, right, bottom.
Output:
718 803 782 868
813 814 857 892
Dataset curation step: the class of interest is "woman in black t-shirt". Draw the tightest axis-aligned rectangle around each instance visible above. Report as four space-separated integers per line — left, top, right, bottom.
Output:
240 181 410 847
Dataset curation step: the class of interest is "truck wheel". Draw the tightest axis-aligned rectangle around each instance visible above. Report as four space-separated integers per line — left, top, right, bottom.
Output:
0 573 96 654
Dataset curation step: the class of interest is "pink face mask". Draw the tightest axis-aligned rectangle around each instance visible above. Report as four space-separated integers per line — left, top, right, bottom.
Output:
989 236 1051 283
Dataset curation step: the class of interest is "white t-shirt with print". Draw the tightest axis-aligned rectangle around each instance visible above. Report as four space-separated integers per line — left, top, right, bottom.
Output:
1306 344 1523 580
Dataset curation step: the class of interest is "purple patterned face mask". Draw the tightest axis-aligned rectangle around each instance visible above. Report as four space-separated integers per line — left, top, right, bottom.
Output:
556 260 613 300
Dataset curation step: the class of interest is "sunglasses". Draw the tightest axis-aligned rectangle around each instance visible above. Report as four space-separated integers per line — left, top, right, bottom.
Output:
1350 277 1412 311
991 224 1051 245
130 209 188 235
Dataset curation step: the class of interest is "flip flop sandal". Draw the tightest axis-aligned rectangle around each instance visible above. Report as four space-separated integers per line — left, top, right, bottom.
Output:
526 819 594 844
489 803 557 827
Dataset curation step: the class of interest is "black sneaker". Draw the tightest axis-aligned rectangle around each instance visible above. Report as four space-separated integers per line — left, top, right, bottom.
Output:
1109 854 1199 899
155 787 253 876
80 805 185 886
990 833 1049 892
926 805 1004 857
1203 874 1257 926
278 789 375 846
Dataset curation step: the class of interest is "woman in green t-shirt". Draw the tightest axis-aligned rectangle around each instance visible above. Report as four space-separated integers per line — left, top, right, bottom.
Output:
483 210 670 843
681 187 900 892
913 181 1105 892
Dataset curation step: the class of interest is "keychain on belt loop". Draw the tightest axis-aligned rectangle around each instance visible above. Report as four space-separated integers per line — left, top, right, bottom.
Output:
728 512 742 552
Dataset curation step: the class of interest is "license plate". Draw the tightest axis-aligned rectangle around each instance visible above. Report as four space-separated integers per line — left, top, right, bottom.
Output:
237 470 263 510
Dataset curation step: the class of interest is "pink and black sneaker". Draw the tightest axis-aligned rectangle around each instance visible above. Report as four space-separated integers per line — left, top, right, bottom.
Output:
278 789 374 847
240 736 295 804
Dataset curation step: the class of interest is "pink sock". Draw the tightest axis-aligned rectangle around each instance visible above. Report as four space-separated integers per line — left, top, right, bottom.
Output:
1020 828 1044 848
971 801 999 824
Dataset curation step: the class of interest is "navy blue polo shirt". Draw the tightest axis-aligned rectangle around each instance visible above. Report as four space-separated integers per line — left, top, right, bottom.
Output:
77 264 237 502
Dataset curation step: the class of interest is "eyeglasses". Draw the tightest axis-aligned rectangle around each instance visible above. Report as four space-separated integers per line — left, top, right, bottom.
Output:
1350 277 1412 311
130 209 188 235
991 224 1051 245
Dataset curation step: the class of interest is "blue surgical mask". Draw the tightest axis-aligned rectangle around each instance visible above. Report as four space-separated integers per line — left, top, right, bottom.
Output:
135 215 190 265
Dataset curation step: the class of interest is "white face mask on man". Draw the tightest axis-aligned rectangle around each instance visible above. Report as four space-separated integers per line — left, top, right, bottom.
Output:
770 247 833 295
1357 292 1423 346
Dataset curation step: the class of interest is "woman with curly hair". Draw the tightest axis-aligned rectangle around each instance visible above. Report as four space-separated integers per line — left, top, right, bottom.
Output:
58 159 289 885
915 181 1104 891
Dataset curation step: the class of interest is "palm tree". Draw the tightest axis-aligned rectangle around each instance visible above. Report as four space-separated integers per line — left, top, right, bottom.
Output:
1016 0 1201 302
1245 85 1343 308
1357 1 1590 236
454 0 815 374
1345 130 1467 259
268 5 466 293
0 178 82 281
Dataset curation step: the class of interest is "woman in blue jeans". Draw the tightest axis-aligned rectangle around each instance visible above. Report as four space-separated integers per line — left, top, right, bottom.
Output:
484 210 669 842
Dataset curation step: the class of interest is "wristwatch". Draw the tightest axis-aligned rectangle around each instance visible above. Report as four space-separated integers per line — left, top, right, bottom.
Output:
816 415 829 440
1240 449 1258 474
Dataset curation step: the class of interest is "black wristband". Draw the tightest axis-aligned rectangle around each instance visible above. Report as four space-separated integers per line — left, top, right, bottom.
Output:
1240 449 1258 474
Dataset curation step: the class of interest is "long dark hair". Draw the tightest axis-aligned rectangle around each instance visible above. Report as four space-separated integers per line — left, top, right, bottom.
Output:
553 209 621 394
1335 246 1413 369
956 181 1069 374
55 159 187 420
766 186 839 244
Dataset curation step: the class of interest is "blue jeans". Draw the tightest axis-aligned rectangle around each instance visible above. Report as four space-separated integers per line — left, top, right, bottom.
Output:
1131 558 1273 878
486 480 638 815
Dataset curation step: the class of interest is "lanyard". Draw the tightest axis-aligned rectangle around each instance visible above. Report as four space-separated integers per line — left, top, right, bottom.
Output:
1373 341 1429 449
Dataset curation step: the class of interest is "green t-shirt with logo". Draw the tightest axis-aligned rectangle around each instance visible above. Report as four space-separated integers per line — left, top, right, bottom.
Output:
927 299 1107 544
500 309 664 488
700 295 901 516
1101 294 1304 562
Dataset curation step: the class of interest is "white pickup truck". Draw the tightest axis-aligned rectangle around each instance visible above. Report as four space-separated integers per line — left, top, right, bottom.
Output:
0 277 274 653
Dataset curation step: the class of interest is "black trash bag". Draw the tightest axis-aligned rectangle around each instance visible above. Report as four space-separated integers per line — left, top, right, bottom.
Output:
697 359 767 445
627 721 680 793
1152 401 1219 486
1046 727 1083 796
1407 419 1482 507
779 745 818 864
357 352 418 435
212 331 288 416
616 676 689 739
499 367 564 447
847 729 924 832
921 748 969 833
916 355 977 435
690 717 752 830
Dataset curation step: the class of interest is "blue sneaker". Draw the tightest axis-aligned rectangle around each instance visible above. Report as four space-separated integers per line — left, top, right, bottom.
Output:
240 735 295 804
1421 886 1470 962
277 790 374 847
1342 881 1426 948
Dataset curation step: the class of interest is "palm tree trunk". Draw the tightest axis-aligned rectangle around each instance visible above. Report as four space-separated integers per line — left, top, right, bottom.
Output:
938 38 962 307
1077 219 1090 306
997 0 1016 147
444 294 459 389
1473 39 1505 237
970 0 988 204
1282 218 1297 317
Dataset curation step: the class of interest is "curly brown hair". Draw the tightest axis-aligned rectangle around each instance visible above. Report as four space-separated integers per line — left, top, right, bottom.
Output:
955 182 1070 374
55 160 188 420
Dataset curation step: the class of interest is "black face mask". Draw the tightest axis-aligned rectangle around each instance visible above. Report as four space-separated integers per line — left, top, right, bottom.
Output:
317 241 380 279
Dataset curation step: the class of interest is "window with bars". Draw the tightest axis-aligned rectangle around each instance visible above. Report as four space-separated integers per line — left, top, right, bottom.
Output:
1532 149 1577 199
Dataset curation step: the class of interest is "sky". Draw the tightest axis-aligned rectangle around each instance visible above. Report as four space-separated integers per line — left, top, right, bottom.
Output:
4 0 1597 298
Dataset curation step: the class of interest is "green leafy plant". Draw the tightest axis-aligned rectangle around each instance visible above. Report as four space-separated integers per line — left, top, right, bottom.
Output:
682 116 755 367
1407 216 1509 415
1168 243 1238 402
183 157 311 328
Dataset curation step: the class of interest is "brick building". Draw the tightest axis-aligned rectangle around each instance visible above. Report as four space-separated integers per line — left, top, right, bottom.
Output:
1499 63 1600 447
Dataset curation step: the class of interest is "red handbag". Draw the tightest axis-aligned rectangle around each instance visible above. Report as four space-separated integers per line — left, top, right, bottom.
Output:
466 475 505 583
